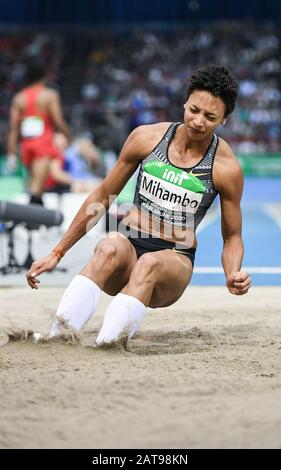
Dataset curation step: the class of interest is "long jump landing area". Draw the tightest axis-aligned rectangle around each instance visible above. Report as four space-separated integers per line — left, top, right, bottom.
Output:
0 286 280 449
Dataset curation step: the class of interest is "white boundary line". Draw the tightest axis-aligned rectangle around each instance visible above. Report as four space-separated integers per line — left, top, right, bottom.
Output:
263 203 281 229
194 267 281 274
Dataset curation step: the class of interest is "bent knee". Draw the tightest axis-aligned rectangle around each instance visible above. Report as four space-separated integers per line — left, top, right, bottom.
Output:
134 253 159 277
95 242 117 260
87 242 120 274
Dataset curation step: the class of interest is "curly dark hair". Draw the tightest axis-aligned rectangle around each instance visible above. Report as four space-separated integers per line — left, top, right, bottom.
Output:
186 65 239 117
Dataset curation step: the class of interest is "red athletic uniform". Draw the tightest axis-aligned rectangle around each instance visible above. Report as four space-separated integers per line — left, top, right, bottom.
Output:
19 85 58 167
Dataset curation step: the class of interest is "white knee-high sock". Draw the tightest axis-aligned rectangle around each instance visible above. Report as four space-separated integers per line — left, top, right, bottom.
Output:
96 293 146 344
50 274 101 337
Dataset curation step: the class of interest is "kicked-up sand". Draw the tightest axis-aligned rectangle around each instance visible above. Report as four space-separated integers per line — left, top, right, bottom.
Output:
0 286 280 449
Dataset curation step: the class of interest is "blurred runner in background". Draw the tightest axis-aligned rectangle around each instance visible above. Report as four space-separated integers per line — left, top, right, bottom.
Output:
7 57 70 205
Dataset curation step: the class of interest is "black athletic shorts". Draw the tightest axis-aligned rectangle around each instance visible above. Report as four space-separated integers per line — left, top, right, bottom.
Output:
125 226 196 266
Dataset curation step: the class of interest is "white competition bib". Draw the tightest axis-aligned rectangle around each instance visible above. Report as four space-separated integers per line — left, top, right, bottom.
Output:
20 116 45 138
138 161 205 226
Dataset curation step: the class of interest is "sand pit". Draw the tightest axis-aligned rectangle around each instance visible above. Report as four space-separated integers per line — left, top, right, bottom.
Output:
0 286 280 449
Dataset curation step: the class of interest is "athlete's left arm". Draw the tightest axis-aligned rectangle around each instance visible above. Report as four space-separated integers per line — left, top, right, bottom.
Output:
214 149 251 295
48 91 71 140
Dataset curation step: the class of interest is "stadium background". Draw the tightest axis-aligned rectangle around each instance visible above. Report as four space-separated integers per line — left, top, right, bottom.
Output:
0 0 280 286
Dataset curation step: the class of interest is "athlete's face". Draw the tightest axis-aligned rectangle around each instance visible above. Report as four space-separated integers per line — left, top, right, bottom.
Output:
183 90 226 140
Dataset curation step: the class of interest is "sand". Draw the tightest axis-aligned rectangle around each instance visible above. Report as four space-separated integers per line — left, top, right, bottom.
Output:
0 286 281 449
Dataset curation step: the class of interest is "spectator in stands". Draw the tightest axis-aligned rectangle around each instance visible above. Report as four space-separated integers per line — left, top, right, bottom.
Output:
1 24 281 158
45 133 103 193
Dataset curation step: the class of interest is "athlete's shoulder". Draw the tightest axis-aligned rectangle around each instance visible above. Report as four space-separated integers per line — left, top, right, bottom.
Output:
214 137 243 191
42 87 58 99
11 91 25 110
122 122 174 160
216 137 242 173
216 136 235 156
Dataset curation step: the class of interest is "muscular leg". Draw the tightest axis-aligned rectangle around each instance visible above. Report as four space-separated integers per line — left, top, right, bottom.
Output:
122 249 193 307
95 250 193 345
50 233 137 337
81 232 137 294
29 157 51 197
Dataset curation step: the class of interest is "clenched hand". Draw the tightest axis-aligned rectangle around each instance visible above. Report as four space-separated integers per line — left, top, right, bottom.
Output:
226 271 251 295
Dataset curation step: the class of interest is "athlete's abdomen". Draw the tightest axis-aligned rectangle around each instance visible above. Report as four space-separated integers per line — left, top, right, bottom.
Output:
122 208 197 249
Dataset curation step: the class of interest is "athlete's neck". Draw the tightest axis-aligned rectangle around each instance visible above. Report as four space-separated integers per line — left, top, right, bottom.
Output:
174 125 213 158
29 80 45 89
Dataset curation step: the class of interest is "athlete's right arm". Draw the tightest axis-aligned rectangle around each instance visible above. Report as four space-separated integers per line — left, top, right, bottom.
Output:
7 96 21 168
49 91 71 140
26 126 150 288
